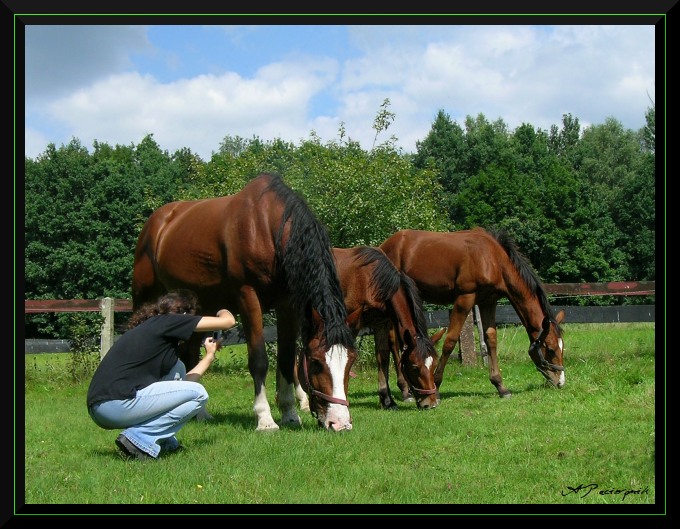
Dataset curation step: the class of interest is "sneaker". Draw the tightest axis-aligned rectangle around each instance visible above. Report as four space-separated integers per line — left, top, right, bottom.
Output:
116 434 151 460
159 436 183 454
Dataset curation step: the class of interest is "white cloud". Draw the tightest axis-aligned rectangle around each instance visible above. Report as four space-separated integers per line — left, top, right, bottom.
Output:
43 57 340 159
24 24 656 161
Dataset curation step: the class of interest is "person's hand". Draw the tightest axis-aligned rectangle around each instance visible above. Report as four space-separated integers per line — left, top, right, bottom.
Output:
186 337 219 381
203 336 219 357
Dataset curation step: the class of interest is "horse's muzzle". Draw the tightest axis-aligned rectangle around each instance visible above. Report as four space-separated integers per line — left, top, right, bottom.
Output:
538 366 565 388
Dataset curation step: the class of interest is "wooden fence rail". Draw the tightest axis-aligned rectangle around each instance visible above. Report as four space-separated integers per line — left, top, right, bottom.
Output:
23 281 655 358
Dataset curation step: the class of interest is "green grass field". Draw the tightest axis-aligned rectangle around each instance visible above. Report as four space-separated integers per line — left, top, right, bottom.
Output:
18 322 661 515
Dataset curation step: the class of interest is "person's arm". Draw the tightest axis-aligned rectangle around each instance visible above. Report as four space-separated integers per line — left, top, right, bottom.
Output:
194 309 237 332
185 336 219 382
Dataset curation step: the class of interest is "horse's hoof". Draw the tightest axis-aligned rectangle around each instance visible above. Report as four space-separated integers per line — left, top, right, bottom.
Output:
381 403 398 411
499 392 512 398
280 415 302 427
403 396 415 403
256 421 280 432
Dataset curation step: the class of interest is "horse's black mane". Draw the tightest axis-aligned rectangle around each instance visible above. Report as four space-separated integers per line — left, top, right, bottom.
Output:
263 173 355 349
355 246 436 361
489 228 563 335
399 272 438 360
354 246 400 301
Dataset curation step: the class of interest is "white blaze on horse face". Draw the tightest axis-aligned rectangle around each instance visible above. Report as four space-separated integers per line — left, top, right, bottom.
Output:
556 337 566 387
425 356 434 370
557 337 565 387
322 344 352 431
326 344 350 399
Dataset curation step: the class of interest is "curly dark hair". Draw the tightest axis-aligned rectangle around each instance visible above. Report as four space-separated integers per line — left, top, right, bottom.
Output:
126 289 201 329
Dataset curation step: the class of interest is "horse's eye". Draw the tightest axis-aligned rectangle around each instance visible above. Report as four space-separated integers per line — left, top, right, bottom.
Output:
407 363 421 375
309 358 324 375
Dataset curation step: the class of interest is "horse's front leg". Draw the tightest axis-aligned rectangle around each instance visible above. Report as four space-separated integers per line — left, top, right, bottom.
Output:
390 326 414 402
373 322 398 409
240 288 278 431
434 294 475 396
478 304 509 397
293 359 310 412
275 309 303 426
180 334 214 420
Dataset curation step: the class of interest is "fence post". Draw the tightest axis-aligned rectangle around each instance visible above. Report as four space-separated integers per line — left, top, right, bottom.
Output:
458 310 477 366
100 297 115 359
474 305 489 366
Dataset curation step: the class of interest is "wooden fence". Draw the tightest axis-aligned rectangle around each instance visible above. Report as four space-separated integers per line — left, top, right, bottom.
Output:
24 281 655 359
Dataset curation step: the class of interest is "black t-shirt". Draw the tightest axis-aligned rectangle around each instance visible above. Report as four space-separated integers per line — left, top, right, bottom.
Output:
86 313 203 408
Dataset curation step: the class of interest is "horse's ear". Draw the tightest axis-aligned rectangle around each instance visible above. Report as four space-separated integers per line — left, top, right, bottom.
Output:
430 327 446 346
403 328 415 348
541 316 551 331
555 309 565 325
311 307 323 328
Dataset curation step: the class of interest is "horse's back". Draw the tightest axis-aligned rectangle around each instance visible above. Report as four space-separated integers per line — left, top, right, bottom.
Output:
381 228 507 299
132 175 287 308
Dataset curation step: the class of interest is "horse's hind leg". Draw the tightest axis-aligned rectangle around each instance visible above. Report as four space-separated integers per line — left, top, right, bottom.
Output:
374 322 399 410
434 294 475 394
275 309 302 427
478 304 510 397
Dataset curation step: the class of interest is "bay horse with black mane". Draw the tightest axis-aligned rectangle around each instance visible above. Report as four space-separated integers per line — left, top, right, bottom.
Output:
295 246 442 411
378 228 565 398
132 173 359 431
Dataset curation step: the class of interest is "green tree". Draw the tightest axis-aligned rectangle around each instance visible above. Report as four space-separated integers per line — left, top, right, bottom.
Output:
548 113 581 163
640 102 655 154
25 136 197 338
413 110 467 228
609 105 656 281
573 117 654 282
188 104 452 248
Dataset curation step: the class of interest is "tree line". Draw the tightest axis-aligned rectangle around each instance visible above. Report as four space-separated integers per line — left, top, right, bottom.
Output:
23 100 656 339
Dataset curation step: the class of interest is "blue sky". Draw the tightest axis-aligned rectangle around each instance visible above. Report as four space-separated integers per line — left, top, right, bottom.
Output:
24 24 656 161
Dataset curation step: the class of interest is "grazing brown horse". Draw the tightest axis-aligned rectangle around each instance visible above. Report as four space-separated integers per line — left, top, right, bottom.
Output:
294 246 443 410
132 173 359 431
379 228 565 398
339 247 441 409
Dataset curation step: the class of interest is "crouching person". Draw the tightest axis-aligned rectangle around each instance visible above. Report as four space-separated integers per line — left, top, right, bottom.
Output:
86 289 236 460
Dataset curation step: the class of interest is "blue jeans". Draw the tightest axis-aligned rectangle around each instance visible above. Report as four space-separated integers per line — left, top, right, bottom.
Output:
88 360 208 458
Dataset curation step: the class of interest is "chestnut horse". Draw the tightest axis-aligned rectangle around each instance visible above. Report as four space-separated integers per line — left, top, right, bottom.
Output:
379 228 565 398
132 173 359 431
302 246 441 410
336 247 443 410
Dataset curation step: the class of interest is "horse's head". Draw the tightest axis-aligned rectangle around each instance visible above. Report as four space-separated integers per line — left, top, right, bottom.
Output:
297 308 359 431
528 310 565 388
398 328 445 409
